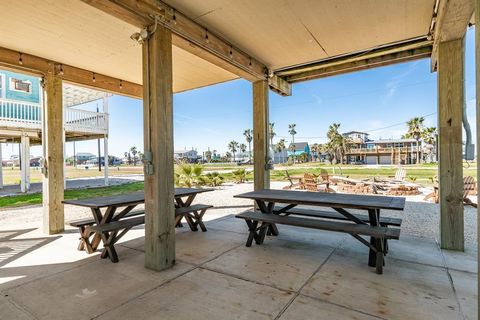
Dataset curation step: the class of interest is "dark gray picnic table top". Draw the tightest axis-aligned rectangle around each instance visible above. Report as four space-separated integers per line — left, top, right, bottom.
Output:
234 189 405 211
63 188 214 209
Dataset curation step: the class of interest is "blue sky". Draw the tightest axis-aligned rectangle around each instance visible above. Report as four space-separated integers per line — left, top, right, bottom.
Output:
12 28 477 159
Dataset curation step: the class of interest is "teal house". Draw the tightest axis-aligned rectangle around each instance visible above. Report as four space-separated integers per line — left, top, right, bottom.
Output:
287 142 311 159
0 70 40 103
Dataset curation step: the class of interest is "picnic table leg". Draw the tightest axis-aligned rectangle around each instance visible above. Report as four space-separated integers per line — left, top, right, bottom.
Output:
175 195 197 228
245 220 259 247
77 226 95 254
256 200 279 236
367 209 380 267
91 206 117 251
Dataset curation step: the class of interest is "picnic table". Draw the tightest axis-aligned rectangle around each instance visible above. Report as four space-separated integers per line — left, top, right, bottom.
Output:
64 188 213 262
234 189 404 274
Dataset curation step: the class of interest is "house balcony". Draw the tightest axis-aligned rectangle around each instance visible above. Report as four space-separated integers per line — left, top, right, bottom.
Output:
0 98 108 143
348 147 417 154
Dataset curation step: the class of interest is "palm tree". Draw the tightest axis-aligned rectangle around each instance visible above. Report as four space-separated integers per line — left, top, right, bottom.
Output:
269 123 276 148
275 139 286 163
243 129 253 162
421 127 437 162
421 127 437 145
311 143 319 161
405 117 425 164
239 143 247 160
325 123 352 164
228 140 239 162
130 146 138 166
205 150 212 163
288 123 297 163
124 151 130 165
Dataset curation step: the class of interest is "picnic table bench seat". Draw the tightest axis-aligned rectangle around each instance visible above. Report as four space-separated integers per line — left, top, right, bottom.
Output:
69 210 145 254
87 215 145 263
273 206 402 227
69 209 145 228
236 211 400 274
175 204 213 232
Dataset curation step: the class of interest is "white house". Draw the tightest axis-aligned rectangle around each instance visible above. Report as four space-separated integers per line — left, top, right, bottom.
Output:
174 149 198 163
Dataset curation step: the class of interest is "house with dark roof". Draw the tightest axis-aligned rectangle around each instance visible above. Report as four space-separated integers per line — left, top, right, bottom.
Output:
287 142 310 161
343 131 422 165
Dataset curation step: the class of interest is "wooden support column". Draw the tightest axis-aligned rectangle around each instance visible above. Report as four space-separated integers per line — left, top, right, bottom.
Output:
475 0 480 293
143 24 175 271
103 96 109 186
0 143 3 189
42 70 64 234
253 80 270 191
437 38 465 250
20 133 30 193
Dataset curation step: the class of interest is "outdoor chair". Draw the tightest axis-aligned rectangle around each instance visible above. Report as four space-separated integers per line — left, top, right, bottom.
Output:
424 176 477 207
303 173 330 192
283 170 302 190
388 167 406 182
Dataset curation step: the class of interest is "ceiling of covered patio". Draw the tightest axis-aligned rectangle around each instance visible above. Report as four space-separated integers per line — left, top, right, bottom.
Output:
0 0 437 94
164 0 436 70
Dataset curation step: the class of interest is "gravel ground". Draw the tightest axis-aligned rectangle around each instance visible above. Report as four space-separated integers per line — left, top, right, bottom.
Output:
0 181 477 249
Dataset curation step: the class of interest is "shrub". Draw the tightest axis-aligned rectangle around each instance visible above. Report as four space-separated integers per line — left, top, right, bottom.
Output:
203 172 224 187
175 163 205 187
232 168 247 183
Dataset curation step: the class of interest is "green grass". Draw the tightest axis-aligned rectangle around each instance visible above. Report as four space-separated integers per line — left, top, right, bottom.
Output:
0 182 145 208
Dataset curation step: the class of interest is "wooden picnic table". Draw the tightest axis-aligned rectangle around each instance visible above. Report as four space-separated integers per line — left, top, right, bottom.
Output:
234 189 405 273
64 188 213 262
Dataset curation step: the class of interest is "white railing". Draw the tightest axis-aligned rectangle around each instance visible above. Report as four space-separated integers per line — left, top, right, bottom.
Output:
0 98 107 134
64 108 108 134
0 99 42 129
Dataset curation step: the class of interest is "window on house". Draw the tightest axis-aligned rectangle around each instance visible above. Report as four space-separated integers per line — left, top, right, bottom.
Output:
9 78 32 93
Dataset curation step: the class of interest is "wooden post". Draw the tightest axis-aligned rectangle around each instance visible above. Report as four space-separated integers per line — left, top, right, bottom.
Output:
42 70 64 234
103 96 109 186
437 38 464 250
20 134 30 193
143 24 175 271
0 142 3 189
475 0 480 300
253 80 270 191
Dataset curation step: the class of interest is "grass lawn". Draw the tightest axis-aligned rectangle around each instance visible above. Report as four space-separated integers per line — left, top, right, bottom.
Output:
0 182 145 208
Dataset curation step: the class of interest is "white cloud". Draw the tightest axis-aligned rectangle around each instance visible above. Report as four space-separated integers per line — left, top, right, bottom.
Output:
381 61 420 105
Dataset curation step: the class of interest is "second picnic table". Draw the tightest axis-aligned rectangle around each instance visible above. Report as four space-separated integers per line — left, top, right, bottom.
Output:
64 187 213 262
234 189 405 274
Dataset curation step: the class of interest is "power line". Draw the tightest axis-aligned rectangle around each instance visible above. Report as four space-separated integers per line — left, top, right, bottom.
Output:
364 112 437 133
274 111 438 140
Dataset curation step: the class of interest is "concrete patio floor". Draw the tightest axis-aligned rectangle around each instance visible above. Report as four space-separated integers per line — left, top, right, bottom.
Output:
0 212 476 320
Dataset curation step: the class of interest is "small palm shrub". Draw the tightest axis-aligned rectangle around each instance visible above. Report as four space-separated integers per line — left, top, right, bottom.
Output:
232 168 247 183
175 163 205 187
408 176 417 183
203 172 224 187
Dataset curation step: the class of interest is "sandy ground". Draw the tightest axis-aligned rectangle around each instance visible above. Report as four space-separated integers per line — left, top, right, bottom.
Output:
0 181 477 249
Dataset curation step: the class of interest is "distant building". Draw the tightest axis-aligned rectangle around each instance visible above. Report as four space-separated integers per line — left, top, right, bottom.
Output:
73 152 96 164
174 149 198 163
287 142 310 161
343 131 421 165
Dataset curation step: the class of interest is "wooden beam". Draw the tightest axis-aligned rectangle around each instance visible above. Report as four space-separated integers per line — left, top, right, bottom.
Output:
0 46 142 99
277 39 432 83
437 38 465 251
42 69 65 235
143 24 175 270
82 0 292 96
253 80 270 191
431 0 474 71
